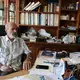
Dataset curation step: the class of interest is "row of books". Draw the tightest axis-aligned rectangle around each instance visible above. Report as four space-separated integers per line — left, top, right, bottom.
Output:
0 10 4 25
23 1 41 11
9 3 15 11
43 3 59 12
20 12 59 26
0 1 4 9
23 1 59 12
9 11 15 22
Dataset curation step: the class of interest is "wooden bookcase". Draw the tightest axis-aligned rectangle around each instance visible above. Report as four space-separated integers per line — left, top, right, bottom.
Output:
2 0 17 24
59 0 80 38
0 0 4 25
16 0 80 38
0 0 80 67
16 0 60 38
15 0 80 66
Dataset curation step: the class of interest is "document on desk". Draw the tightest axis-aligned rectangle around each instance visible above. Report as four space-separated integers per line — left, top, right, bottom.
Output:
8 75 30 80
8 74 58 80
8 71 63 80
8 75 33 80
68 52 80 64
8 76 24 80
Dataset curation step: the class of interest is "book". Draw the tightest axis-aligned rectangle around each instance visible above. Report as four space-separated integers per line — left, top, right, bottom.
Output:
50 14 54 26
0 10 4 25
0 1 4 9
48 3 50 12
40 13 46 26
25 2 35 11
24 1 41 11
34 13 39 25
43 6 48 12
25 12 29 25
23 2 31 10
20 13 25 24
54 14 59 26
30 1 41 11
47 14 50 26
50 3 54 12
30 12 34 25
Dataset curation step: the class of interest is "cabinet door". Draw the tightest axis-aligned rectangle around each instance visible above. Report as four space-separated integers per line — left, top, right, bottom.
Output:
0 0 4 25
4 0 17 24
59 0 80 38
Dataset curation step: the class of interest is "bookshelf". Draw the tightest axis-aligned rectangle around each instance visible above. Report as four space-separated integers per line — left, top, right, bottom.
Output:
3 0 17 24
16 0 60 37
79 11 80 29
0 0 17 36
16 0 80 39
59 0 80 38
0 0 4 25
15 0 80 66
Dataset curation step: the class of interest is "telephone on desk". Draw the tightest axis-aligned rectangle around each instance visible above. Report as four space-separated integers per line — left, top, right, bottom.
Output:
41 50 54 57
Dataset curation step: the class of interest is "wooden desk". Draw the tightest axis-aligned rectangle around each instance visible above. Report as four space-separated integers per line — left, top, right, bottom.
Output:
0 70 29 80
26 42 80 66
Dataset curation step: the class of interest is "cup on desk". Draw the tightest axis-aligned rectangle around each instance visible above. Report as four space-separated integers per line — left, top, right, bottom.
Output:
63 69 72 79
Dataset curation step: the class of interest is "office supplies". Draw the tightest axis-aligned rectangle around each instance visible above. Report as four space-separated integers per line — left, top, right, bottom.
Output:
41 50 54 57
36 65 49 69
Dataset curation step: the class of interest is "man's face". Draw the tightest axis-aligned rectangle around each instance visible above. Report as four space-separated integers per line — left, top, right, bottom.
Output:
6 24 18 39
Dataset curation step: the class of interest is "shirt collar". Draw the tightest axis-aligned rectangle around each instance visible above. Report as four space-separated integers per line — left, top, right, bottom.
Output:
5 35 10 42
5 35 18 43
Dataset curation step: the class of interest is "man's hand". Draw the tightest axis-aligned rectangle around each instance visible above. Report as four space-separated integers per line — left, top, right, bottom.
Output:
0 65 13 72
23 59 31 70
0 63 3 68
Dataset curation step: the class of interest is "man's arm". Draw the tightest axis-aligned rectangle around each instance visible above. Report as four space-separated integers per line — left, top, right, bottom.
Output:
23 53 31 70
0 63 3 68
22 39 32 70
0 37 3 68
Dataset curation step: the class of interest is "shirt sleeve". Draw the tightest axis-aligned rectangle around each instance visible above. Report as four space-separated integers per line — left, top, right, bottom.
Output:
22 39 31 55
0 37 2 64
0 37 1 47
0 37 2 54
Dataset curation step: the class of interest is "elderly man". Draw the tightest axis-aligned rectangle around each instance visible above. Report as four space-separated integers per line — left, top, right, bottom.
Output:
0 22 31 76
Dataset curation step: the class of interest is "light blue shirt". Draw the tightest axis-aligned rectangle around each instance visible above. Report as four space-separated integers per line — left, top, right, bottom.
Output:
0 35 31 71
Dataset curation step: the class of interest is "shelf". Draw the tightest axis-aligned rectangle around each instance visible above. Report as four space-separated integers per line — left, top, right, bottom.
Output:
19 24 58 28
0 9 4 10
9 10 15 12
0 24 4 26
25 41 80 46
19 11 59 14
60 20 77 22
61 9 78 12
60 28 76 32
9 0 16 3
16 0 80 39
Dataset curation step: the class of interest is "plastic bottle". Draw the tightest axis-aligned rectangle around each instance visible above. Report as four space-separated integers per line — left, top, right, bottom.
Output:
76 2 79 10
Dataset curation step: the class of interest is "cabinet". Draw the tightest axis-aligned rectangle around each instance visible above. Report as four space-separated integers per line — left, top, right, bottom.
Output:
15 0 80 66
0 0 17 25
79 11 80 29
59 0 80 38
16 0 80 39
5 0 17 23
26 42 80 66
16 0 60 37
0 0 4 25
